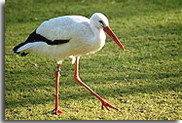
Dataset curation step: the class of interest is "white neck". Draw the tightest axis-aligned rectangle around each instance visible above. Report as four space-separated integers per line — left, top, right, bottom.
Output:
89 23 106 51
90 24 105 42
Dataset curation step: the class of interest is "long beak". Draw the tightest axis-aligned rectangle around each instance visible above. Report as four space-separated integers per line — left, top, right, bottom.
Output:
103 26 125 51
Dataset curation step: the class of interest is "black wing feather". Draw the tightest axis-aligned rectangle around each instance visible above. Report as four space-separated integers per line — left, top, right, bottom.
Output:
13 30 70 56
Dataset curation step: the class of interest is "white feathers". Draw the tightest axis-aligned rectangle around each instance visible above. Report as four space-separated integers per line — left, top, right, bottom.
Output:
17 43 38 53
15 13 110 63
69 56 76 64
36 15 91 41
90 13 109 28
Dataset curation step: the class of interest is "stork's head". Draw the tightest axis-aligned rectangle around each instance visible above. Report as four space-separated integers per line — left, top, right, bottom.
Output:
90 13 125 51
90 13 109 28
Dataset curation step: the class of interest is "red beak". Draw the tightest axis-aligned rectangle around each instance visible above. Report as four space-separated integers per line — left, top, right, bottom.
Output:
103 26 125 51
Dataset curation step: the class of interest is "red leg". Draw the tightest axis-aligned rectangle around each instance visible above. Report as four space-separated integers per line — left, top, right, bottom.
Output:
52 64 63 115
74 57 119 111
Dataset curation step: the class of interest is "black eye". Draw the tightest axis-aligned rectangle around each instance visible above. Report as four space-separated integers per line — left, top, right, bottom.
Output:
99 20 104 25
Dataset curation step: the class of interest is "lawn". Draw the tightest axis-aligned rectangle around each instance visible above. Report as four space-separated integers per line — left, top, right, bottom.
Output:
5 0 182 120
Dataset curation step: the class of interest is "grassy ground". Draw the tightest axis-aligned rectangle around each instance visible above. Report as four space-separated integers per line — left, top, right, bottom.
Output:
5 0 182 120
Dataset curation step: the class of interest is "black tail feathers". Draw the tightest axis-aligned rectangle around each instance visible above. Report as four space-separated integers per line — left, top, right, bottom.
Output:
13 43 29 56
13 30 37 56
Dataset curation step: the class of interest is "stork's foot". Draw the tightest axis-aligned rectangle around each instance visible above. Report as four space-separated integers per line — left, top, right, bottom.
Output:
101 100 119 111
52 109 64 115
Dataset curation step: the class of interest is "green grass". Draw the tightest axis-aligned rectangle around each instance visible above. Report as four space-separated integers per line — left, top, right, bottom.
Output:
5 0 182 120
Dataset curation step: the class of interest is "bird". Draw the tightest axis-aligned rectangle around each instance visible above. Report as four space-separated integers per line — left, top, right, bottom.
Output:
13 12 125 115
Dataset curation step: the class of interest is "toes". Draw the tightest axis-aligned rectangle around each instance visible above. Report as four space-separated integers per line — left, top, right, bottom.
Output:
108 104 119 110
101 104 104 109
105 105 110 111
101 103 110 111
101 102 118 111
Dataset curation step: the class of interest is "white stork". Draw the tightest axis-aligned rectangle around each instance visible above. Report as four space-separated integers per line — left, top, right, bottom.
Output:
13 13 125 115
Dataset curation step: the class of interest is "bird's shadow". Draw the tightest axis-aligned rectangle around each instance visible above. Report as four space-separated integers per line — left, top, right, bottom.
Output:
5 67 181 109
